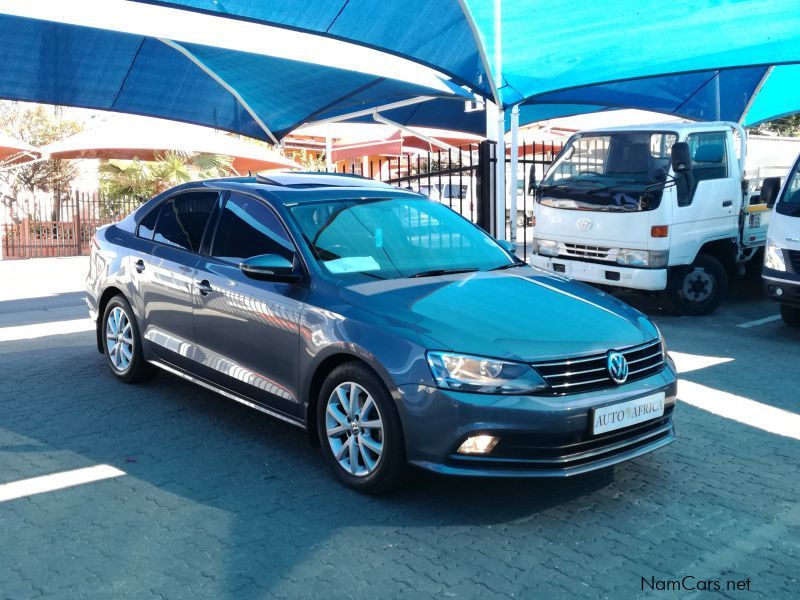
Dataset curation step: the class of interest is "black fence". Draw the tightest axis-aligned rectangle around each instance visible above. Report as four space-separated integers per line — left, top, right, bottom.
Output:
375 139 562 260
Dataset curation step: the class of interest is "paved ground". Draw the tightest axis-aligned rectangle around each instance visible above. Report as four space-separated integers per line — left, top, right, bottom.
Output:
1 257 798 599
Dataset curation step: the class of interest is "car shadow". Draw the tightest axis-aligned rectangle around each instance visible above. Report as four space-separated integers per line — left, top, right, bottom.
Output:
0 333 631 597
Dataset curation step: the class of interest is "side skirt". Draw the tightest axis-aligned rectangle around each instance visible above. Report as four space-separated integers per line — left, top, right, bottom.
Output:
148 359 306 430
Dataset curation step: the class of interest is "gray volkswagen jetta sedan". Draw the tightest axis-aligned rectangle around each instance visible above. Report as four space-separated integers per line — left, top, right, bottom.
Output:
87 172 677 492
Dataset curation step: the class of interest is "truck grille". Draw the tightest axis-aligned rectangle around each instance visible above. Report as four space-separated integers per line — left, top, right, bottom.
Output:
561 243 613 261
533 339 665 395
789 250 800 273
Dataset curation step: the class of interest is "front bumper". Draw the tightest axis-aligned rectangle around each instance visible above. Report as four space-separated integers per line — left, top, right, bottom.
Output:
392 365 677 477
529 254 668 291
763 268 800 307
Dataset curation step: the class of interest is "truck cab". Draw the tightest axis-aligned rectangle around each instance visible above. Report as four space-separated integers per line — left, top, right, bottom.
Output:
760 158 800 326
529 122 768 315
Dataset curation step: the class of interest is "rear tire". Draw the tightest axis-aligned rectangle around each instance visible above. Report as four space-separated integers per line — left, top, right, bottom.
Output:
317 362 407 493
781 304 800 327
666 254 728 316
101 295 155 383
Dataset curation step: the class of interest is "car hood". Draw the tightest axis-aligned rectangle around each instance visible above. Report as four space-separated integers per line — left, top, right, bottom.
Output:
338 267 658 362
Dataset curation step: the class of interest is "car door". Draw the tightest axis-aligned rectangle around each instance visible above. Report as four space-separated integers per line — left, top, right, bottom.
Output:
136 190 219 370
192 192 308 418
671 131 740 263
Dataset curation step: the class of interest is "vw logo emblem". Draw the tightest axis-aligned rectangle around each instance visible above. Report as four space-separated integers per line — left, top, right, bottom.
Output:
607 351 629 384
577 217 593 231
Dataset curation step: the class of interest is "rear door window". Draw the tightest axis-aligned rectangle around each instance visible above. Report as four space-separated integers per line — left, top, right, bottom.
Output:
152 192 218 252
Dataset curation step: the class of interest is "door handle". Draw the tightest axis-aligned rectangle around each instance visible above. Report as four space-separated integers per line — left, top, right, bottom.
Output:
134 259 145 273
196 279 213 296
722 200 733 207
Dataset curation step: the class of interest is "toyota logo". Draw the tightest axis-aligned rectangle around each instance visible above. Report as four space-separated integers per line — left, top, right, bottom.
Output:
607 351 629 384
577 217 593 231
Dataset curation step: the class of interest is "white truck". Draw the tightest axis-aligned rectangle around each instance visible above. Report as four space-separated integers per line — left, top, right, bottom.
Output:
529 122 778 315
759 156 800 326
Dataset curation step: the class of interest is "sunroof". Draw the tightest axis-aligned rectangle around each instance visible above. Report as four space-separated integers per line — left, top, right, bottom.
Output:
257 172 392 189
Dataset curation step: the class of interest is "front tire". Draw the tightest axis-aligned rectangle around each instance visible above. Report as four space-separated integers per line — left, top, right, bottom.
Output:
101 295 154 383
317 362 406 493
781 304 800 327
666 254 728 316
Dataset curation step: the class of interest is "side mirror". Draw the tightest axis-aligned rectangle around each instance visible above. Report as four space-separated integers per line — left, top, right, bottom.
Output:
240 253 300 282
671 142 693 174
760 176 781 208
496 239 517 254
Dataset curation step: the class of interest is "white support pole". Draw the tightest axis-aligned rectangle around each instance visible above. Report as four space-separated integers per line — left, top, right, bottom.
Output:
493 0 506 240
495 107 506 240
509 104 519 244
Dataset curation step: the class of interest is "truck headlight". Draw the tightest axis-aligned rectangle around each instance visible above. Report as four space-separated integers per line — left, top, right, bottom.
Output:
426 352 548 394
765 239 786 271
616 249 669 268
533 239 559 257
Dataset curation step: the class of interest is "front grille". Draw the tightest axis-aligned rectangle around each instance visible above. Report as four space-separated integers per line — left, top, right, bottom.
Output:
533 338 665 395
789 250 800 273
561 243 613 261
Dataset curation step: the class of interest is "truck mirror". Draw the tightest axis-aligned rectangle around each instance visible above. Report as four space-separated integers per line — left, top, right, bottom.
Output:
760 177 781 208
671 142 692 174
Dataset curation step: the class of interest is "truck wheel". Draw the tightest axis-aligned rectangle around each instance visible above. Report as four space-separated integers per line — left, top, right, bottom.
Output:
667 254 728 316
516 213 527 228
781 304 800 327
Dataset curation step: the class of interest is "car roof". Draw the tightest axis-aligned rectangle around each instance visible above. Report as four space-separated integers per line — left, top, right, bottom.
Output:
179 171 417 205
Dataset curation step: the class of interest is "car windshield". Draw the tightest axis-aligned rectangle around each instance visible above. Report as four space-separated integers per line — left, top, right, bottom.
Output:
539 131 677 211
289 197 515 279
779 163 800 208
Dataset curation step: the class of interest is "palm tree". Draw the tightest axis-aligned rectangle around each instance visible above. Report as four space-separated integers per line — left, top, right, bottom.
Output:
99 152 234 198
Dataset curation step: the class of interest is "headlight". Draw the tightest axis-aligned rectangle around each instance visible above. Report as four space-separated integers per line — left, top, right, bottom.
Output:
765 239 786 271
426 351 548 394
533 239 559 257
617 249 669 268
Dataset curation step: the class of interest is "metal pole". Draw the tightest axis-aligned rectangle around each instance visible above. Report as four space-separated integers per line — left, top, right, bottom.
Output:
493 0 506 240
509 104 519 244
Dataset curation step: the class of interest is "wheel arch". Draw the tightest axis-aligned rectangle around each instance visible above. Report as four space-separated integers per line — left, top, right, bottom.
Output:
694 237 738 275
303 351 392 447
95 286 127 353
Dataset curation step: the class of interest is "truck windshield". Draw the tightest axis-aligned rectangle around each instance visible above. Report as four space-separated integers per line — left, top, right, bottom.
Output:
540 131 677 211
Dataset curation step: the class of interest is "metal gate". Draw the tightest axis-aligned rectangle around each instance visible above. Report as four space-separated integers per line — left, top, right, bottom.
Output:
2 191 142 259
377 139 562 260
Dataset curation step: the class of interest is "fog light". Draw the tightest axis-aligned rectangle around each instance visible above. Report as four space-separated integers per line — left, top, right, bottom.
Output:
776 287 784 296
457 435 499 455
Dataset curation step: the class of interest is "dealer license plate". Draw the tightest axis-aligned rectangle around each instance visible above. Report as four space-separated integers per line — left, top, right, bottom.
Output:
592 392 666 435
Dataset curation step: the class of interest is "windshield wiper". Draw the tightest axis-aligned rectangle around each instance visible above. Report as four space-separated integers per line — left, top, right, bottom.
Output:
490 261 526 271
407 267 478 278
584 180 638 195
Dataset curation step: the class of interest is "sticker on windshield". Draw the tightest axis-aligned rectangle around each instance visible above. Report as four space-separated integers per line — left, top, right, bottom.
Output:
375 227 383 248
324 256 381 274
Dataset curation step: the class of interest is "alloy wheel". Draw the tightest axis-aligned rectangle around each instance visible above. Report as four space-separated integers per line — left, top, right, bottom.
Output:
105 306 134 371
325 382 385 477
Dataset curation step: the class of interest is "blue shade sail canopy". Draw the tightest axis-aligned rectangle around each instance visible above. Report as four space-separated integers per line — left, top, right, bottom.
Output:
0 7 467 142
135 0 800 110
129 0 493 98
742 65 800 126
